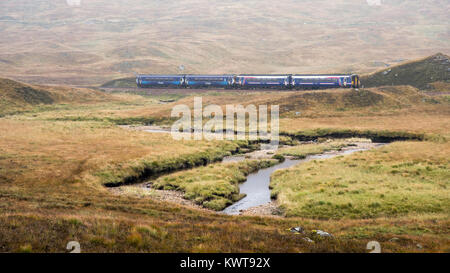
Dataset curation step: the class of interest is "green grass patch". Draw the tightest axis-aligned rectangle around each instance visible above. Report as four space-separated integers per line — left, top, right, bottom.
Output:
270 141 450 219
283 128 426 143
277 141 349 159
152 159 279 211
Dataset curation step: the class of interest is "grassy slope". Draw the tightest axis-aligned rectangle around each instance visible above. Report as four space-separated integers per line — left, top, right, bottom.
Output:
65 85 448 125
361 53 450 89
0 78 112 116
101 77 136 88
428 82 450 93
0 119 250 189
4 195 448 253
276 86 450 140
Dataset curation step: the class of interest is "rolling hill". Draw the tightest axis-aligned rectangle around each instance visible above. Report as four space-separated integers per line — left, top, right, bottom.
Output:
101 77 136 88
0 77 112 116
361 53 450 90
0 0 448 85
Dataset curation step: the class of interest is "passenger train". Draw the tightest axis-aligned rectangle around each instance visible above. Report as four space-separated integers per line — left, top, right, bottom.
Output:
136 74 360 89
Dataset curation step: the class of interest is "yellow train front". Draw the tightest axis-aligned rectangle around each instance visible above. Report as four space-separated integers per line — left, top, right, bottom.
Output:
290 74 360 89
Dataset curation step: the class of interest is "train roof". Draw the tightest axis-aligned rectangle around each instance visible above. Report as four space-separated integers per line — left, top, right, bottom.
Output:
138 74 358 77
292 74 355 76
185 74 234 77
138 74 184 77
238 74 290 76
237 74 289 76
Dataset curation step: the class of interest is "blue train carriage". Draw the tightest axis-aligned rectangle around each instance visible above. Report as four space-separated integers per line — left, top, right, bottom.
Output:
185 75 235 89
291 74 360 89
137 74 184 88
236 74 290 89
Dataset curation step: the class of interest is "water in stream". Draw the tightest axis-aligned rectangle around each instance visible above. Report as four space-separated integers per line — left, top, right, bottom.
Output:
135 126 384 216
222 145 382 215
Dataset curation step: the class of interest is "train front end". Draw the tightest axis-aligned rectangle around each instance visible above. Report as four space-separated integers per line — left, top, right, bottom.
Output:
291 75 359 89
351 74 360 88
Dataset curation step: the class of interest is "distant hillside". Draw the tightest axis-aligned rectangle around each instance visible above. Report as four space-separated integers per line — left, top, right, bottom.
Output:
361 53 450 90
0 78 112 116
101 77 136 88
273 85 447 117
0 0 449 85
137 85 447 121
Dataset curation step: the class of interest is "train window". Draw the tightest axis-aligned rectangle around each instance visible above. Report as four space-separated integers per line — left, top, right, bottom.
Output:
145 77 181 81
245 77 285 82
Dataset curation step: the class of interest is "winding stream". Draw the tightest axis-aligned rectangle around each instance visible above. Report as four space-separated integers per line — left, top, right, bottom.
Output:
123 126 385 216
222 144 384 215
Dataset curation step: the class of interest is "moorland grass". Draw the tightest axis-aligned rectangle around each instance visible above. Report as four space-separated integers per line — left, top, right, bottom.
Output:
271 141 450 219
1 85 449 252
13 85 449 140
0 118 250 189
98 141 253 187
